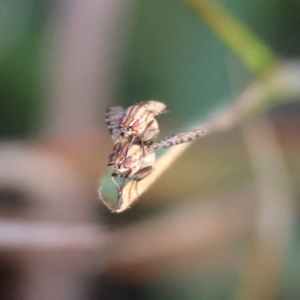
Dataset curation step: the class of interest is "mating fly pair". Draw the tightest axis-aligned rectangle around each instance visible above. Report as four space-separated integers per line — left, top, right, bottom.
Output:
104 100 167 205
102 100 205 210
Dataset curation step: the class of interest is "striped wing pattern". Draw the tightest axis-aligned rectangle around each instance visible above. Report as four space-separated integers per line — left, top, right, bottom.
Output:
105 106 125 142
151 129 205 152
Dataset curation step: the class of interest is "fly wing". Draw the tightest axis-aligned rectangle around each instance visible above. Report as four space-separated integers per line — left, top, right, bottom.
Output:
105 106 125 142
150 129 206 152
139 100 168 116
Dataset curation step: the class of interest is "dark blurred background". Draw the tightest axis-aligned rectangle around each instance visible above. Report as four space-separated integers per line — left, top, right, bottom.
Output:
0 0 300 299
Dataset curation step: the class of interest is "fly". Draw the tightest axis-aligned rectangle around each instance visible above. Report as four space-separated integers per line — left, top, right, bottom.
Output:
105 100 168 144
103 128 206 210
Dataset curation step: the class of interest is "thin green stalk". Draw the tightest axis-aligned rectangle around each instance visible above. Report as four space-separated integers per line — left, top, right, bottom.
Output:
186 0 278 75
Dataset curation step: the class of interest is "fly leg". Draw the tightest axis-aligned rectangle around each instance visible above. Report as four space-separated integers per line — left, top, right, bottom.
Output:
111 173 127 211
116 175 128 210
129 166 154 201
127 135 136 151
111 173 120 190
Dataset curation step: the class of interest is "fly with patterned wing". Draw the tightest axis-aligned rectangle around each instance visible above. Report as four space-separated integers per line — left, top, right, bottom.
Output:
101 100 205 211
103 128 205 210
105 100 168 144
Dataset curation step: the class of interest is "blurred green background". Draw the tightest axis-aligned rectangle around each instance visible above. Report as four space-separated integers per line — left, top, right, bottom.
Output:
0 0 300 299
3 0 299 138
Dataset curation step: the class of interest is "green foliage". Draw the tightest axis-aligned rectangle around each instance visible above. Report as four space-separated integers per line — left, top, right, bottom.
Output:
0 0 44 137
0 31 41 136
118 0 233 120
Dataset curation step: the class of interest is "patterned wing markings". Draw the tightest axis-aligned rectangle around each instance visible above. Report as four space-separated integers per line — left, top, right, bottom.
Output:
105 106 125 142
